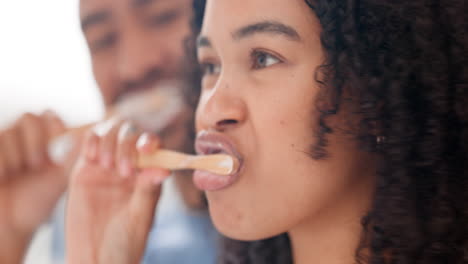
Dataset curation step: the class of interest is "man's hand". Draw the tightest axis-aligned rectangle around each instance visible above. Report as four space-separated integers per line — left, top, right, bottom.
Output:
66 120 170 264
0 111 68 263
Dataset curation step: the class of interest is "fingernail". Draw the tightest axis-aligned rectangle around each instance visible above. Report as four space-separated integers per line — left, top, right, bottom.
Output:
136 133 150 149
93 118 118 137
119 159 132 177
118 122 138 142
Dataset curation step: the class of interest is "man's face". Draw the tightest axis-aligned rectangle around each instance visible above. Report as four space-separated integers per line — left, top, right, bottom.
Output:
80 0 192 108
79 0 203 209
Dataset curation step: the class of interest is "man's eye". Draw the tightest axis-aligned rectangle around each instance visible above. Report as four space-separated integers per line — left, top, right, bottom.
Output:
251 50 281 69
146 9 180 28
201 63 221 76
90 32 118 53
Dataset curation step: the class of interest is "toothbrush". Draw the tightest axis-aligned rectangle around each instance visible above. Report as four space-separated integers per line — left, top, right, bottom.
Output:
47 82 238 175
138 150 238 176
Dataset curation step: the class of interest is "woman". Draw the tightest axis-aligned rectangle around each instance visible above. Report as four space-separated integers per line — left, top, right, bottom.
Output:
65 0 468 263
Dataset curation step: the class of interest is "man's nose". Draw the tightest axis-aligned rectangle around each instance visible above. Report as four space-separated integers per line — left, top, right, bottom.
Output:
116 28 164 82
197 81 247 133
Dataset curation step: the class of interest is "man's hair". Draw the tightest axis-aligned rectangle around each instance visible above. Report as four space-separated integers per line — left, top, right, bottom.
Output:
186 0 468 263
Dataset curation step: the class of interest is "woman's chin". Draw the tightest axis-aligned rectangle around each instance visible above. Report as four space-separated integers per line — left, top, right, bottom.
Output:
208 203 286 241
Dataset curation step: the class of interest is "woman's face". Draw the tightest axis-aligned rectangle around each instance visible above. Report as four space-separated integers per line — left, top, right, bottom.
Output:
195 0 375 240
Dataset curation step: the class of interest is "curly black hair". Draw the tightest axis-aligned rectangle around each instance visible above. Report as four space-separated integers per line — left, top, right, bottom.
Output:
185 0 468 263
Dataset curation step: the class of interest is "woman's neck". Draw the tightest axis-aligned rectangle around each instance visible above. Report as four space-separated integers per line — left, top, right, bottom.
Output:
289 213 363 264
288 177 374 264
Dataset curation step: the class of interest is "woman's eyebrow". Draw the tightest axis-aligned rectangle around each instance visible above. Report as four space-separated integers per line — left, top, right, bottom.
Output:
195 20 301 50
232 20 301 42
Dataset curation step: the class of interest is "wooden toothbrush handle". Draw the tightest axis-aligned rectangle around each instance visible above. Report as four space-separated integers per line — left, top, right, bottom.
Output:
138 150 236 175
138 150 191 170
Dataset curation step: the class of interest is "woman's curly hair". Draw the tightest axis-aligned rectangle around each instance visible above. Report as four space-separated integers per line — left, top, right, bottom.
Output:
185 0 468 263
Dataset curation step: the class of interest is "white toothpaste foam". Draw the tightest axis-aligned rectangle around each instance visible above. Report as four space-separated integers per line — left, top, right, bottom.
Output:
218 157 234 172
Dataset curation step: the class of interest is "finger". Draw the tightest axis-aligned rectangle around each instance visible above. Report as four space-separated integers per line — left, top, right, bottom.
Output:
135 168 171 196
0 151 6 180
131 168 171 215
125 169 169 255
0 128 23 174
136 133 162 154
116 122 140 178
96 118 123 170
42 110 66 140
41 110 68 166
17 113 47 170
83 129 100 162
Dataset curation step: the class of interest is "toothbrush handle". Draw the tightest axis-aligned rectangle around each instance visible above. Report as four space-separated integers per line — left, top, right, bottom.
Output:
138 150 235 175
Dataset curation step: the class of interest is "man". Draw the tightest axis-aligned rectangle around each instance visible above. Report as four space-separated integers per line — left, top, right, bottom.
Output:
0 0 217 263
78 0 202 208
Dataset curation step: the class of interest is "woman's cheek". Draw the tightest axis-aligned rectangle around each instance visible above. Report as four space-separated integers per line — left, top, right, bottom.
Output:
195 91 210 131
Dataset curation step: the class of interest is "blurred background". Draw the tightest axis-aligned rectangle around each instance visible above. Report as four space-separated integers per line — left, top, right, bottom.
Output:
0 0 103 126
0 1 101 263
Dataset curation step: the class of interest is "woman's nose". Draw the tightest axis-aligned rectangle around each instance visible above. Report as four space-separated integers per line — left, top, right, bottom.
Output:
196 82 247 132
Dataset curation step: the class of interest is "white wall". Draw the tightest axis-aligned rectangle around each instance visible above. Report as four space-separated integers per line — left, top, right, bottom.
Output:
0 1 102 263
0 0 103 128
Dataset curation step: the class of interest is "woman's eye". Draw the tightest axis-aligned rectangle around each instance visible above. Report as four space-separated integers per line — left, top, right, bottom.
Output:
252 51 281 69
201 63 221 76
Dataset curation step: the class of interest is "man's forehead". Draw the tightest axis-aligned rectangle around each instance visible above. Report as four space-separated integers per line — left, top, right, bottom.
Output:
80 0 190 16
79 0 191 30
79 0 168 14
79 0 113 18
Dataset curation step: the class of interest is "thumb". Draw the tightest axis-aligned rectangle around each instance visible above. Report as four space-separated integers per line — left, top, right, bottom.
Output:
42 110 73 167
42 110 66 138
129 168 171 227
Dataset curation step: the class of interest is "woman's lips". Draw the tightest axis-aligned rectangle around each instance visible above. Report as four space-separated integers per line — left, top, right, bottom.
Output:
193 131 243 191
